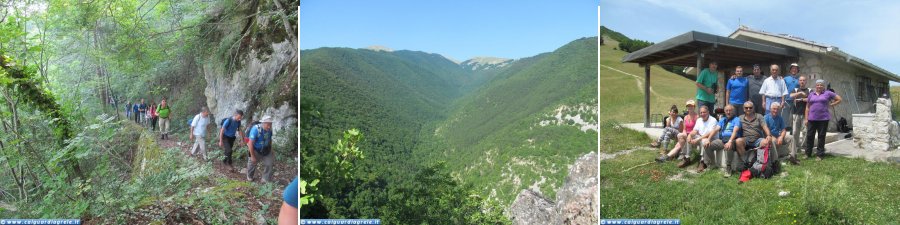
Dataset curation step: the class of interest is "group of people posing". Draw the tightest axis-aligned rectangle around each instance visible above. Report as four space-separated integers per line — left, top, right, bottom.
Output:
650 62 842 182
125 99 278 183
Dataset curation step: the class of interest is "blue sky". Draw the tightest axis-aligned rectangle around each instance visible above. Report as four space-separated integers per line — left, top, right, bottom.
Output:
300 1 598 62
600 0 900 84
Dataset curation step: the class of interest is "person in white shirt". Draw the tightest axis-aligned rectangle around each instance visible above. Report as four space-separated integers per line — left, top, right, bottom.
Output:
190 107 211 160
758 64 788 115
688 106 718 172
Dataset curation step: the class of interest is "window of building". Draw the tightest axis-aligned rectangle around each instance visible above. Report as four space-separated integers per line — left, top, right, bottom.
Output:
858 76 870 101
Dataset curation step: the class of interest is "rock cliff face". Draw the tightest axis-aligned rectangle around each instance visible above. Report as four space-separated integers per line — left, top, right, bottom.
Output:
203 40 297 139
508 152 597 224
195 1 298 150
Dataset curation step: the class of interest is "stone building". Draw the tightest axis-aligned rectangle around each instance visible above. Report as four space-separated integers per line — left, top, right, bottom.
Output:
622 26 899 131
728 26 898 130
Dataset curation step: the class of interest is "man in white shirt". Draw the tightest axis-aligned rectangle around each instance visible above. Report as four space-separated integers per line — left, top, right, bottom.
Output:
759 64 788 115
190 107 211 160
688 106 718 172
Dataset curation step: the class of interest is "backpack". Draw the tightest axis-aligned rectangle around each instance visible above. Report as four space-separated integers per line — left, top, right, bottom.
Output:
837 117 851 133
244 121 261 139
247 123 270 156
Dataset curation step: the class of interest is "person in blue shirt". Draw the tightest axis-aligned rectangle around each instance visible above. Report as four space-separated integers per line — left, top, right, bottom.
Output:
704 105 742 177
782 63 801 126
726 66 749 116
247 115 275 183
278 177 298 225
219 110 245 168
765 102 798 165
132 100 141 124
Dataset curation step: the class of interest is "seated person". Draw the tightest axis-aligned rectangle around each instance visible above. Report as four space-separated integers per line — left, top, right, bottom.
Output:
654 105 683 162
703 104 741 177
765 102 799 165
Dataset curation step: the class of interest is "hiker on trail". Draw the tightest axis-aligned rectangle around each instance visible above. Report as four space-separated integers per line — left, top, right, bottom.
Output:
148 101 158 131
132 100 141 124
247 115 275 183
782 63 801 126
158 99 171 140
726 66 749 116
219 110 244 168
653 105 682 163
125 101 132 118
790 75 810 158
765 102 798 165
695 61 718 111
138 98 148 126
748 64 766 115
190 107 212 160
736 101 772 168
689 106 718 172
759 64 788 115
670 100 699 168
805 79 842 161
704 104 742 177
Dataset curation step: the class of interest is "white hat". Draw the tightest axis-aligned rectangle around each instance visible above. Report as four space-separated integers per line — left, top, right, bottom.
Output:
790 63 799 68
260 115 273 123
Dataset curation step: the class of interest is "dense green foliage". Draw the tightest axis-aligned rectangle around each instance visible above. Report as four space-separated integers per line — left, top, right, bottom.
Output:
1 0 298 223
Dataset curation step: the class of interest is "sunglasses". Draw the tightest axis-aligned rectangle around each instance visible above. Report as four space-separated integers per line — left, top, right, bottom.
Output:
744 107 753 109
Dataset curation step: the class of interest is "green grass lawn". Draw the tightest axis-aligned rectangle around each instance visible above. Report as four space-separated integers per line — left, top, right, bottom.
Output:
600 37 696 123
599 124 900 224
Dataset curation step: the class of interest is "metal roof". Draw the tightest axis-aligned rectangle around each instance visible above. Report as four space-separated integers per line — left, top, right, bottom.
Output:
622 31 799 69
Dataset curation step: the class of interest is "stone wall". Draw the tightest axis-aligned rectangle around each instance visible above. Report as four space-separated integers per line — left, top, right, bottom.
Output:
799 51 887 131
852 98 899 151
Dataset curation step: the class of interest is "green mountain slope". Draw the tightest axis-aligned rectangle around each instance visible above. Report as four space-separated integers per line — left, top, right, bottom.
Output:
419 37 599 205
599 35 695 123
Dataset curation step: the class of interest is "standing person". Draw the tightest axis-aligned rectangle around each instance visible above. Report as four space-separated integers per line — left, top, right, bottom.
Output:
704 104 742 177
765 103 798 165
759 64 788 115
219 110 245 168
148 102 158 132
138 98 147 127
132 100 141 124
747 64 766 115
695 61 719 111
653 105 683 162
125 101 132 119
669 100 699 168
157 99 172 140
726 66 749 116
688 106 718 172
782 63 801 126
790 75 810 158
805 79 842 161
247 115 275 183
190 107 212 160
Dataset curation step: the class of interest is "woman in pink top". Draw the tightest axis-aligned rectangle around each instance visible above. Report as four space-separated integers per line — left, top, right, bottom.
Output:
664 100 698 168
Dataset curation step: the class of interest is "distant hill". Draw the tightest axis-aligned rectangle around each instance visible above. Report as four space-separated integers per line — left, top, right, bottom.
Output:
460 56 513 71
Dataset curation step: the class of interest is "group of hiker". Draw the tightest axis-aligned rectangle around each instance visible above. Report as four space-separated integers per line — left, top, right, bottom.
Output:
650 62 842 183
124 99 278 183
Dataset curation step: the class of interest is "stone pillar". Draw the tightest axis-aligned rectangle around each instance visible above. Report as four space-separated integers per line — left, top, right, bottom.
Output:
853 98 898 151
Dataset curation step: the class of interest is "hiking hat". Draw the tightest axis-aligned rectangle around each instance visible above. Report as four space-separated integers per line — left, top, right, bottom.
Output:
686 100 696 107
790 63 799 68
260 115 274 123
